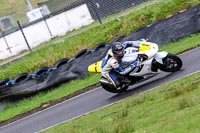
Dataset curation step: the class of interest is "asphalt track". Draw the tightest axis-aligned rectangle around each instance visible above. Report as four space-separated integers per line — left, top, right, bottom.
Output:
0 47 200 133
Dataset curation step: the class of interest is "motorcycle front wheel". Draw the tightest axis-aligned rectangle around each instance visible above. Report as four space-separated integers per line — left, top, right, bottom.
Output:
157 53 182 72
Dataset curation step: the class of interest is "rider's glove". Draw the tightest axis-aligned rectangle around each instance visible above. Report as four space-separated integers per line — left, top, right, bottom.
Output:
130 61 140 69
122 42 132 48
122 42 128 48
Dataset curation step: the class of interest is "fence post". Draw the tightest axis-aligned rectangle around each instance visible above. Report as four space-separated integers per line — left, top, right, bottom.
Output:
91 0 102 24
0 27 12 53
40 8 53 38
17 20 32 52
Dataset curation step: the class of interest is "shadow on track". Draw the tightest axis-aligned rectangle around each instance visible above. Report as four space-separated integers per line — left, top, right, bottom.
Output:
107 70 184 102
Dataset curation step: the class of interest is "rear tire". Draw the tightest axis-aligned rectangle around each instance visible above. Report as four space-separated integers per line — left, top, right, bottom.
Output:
157 53 182 72
100 82 129 93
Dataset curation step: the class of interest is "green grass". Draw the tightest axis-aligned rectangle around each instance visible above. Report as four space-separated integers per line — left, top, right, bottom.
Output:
0 0 199 79
0 73 100 122
0 33 199 123
40 71 200 133
159 33 200 54
0 0 44 16
0 0 45 24
0 0 200 124
60 0 167 39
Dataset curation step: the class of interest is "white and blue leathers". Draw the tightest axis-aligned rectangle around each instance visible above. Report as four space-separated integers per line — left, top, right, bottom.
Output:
100 40 158 87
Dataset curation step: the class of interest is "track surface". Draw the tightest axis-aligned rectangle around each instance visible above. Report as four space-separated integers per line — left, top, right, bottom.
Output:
0 47 200 133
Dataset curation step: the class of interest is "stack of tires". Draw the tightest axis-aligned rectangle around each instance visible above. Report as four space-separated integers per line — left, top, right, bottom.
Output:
0 42 111 100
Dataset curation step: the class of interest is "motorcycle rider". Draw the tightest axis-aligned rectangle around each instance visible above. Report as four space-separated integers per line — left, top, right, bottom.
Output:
100 42 139 89
100 39 158 89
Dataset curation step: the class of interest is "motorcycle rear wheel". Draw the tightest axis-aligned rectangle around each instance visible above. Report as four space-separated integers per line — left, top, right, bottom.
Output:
100 82 129 93
157 53 182 72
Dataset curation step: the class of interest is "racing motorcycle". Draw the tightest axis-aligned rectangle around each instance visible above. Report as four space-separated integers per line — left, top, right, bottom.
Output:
88 41 182 93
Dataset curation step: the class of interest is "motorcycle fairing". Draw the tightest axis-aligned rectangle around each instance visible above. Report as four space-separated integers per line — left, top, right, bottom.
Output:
139 42 151 51
87 42 165 73
154 51 168 64
129 58 159 77
88 60 102 73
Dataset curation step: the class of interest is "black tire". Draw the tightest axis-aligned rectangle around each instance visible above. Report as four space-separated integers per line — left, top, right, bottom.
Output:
157 53 182 72
100 82 129 93
34 66 50 77
73 48 90 59
92 42 111 51
0 78 11 88
53 58 70 68
13 72 31 84
112 35 126 43
134 26 145 33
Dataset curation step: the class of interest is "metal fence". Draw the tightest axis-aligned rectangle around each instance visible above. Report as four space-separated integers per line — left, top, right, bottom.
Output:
38 0 147 23
0 0 146 59
0 0 146 36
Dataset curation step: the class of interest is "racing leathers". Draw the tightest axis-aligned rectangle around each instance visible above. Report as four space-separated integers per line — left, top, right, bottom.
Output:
100 40 158 88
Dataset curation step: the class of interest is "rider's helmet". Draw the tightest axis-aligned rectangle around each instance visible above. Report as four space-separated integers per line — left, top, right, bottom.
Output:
111 42 124 58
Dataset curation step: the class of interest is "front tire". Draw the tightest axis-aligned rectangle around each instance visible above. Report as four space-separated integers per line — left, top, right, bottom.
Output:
157 53 182 72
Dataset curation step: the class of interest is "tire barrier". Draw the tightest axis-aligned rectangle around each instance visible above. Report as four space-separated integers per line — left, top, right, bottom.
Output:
0 78 11 89
53 58 70 68
33 66 50 76
92 42 111 51
112 35 127 43
73 48 91 59
113 4 200 45
32 66 53 80
1 4 199 100
0 42 111 100
0 74 41 99
69 43 110 76
13 72 31 85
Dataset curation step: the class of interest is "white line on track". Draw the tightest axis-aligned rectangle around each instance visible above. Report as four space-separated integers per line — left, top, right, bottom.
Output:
0 87 100 129
1 45 199 131
38 70 200 133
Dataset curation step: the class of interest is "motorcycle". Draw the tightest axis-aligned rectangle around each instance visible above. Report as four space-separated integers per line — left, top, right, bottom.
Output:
88 41 183 93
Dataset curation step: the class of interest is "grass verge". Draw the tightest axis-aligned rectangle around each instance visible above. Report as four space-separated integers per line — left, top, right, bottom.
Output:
0 73 100 123
40 71 200 133
0 0 200 124
0 33 199 123
0 0 199 79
